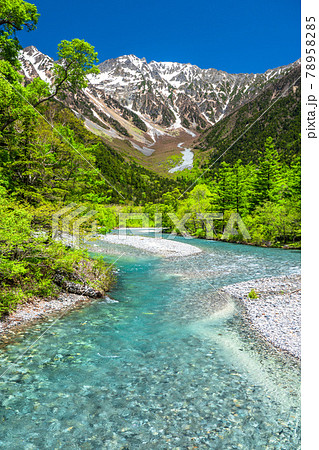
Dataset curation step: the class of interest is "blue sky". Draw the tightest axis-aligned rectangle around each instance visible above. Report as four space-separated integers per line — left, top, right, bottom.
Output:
20 0 300 73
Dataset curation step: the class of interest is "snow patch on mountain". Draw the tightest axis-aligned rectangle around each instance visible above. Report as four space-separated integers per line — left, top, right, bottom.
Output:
20 46 54 85
169 144 194 173
18 46 301 150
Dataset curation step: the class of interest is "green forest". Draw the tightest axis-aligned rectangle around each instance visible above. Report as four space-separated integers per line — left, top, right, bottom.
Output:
0 0 300 316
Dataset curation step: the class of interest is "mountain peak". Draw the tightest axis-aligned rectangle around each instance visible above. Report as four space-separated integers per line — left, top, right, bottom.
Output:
20 46 53 84
18 46 300 142
23 45 40 55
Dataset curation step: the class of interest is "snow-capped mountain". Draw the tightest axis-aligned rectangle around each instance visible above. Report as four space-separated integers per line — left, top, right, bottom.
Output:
89 54 300 127
20 46 54 85
19 46 300 153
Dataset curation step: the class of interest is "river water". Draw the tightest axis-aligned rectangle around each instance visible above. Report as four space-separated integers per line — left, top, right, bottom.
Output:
0 237 301 449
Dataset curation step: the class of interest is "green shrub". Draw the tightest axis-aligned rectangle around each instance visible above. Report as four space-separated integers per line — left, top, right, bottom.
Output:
0 199 115 317
0 288 26 317
248 289 259 299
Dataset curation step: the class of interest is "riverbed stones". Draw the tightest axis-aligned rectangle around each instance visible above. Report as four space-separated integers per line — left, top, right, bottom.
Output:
0 293 114 337
220 274 301 359
99 234 202 257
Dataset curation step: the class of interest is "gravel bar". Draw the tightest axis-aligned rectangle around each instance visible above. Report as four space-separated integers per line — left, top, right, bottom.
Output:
0 293 116 339
100 234 202 257
220 274 301 359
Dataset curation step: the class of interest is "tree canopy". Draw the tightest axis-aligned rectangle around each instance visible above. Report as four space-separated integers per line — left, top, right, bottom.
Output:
0 0 99 134
0 0 39 66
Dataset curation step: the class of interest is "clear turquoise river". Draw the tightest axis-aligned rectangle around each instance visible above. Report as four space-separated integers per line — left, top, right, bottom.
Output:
0 237 301 449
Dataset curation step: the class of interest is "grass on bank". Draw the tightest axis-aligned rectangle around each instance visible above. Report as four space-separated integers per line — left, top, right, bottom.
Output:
0 192 114 318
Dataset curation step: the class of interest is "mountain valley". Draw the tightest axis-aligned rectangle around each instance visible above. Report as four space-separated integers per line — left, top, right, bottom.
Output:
19 46 300 173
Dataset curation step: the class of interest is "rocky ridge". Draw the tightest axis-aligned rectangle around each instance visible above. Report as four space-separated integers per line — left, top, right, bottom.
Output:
19 46 300 149
91 54 300 128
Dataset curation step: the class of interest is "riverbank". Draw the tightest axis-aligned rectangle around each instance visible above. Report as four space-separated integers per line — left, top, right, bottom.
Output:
0 287 119 340
0 235 201 338
0 293 108 340
212 236 301 250
99 234 202 257
0 250 115 338
220 274 301 359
